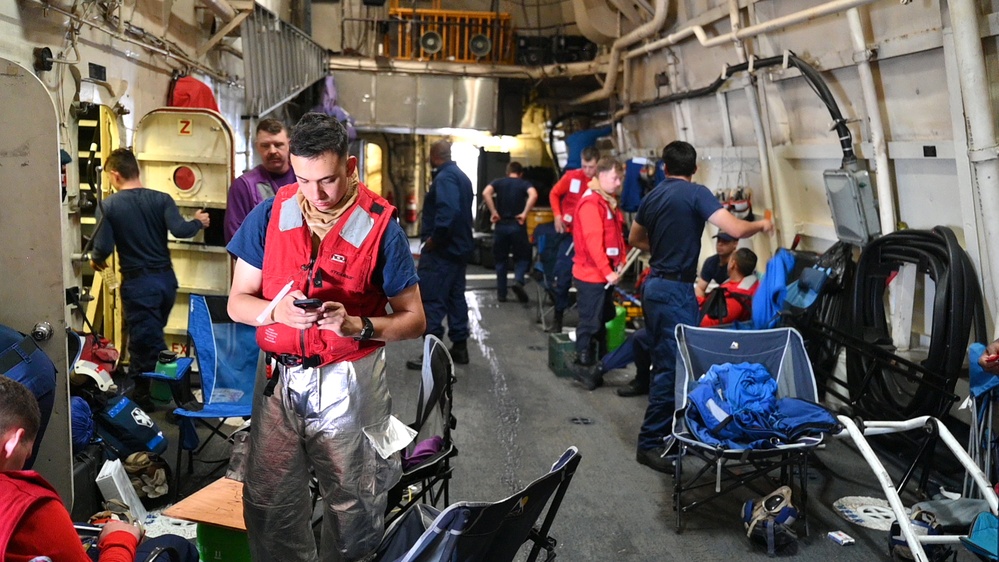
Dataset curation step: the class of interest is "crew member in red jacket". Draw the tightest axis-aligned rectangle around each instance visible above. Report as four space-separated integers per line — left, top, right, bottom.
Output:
547 145 600 333
570 157 627 390
698 248 760 326
227 113 426 561
0 377 198 562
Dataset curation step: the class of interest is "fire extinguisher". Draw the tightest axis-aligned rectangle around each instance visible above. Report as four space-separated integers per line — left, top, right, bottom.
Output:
405 194 418 224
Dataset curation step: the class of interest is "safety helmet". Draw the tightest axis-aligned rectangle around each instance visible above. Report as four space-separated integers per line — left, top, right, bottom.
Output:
70 359 115 392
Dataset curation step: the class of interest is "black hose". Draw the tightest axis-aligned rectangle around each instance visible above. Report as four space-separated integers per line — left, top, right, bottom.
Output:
629 53 855 168
846 227 986 418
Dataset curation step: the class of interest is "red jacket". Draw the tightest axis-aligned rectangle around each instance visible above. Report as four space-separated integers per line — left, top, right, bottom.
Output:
257 183 395 365
699 275 760 327
1 470 136 562
571 189 627 283
548 168 590 233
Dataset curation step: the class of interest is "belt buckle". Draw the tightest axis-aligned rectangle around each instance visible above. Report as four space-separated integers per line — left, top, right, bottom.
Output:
277 354 302 367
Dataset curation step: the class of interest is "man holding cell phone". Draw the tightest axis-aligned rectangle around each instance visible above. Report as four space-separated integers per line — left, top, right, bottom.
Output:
227 113 425 562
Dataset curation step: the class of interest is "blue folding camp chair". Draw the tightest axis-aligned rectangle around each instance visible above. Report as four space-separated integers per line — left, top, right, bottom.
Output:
671 325 836 534
143 294 258 495
531 222 576 331
377 446 581 562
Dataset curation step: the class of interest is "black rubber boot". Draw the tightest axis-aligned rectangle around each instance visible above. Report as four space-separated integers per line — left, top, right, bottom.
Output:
548 311 564 333
573 349 603 391
450 340 470 364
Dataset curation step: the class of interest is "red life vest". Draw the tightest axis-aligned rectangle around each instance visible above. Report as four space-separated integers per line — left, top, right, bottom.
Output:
258 183 395 365
571 189 627 282
0 471 62 554
557 168 590 232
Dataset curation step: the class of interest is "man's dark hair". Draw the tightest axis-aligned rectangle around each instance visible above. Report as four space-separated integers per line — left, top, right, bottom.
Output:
290 113 349 159
661 141 697 177
105 148 140 181
581 146 600 163
732 248 758 276
256 118 288 136
0 377 40 442
506 162 523 175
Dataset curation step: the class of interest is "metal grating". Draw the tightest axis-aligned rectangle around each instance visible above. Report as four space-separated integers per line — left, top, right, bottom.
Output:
242 5 329 118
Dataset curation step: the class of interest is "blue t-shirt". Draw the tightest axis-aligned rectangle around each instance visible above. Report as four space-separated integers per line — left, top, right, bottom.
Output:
699 254 729 285
635 177 724 281
227 198 418 298
489 176 534 220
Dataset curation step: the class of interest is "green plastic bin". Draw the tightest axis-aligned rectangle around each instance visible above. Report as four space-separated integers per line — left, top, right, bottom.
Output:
197 523 251 562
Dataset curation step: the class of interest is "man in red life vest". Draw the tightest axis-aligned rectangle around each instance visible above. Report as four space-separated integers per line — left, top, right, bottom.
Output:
570 157 627 391
227 113 426 561
547 146 600 333
698 248 760 326
0 377 198 562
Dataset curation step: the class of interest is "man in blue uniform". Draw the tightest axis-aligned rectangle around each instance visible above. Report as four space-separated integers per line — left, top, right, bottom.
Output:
629 141 772 472
90 148 209 411
481 161 538 303
695 231 739 299
407 140 474 367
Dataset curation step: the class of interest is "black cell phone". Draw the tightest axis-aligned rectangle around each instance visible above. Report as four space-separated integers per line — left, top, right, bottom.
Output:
293 298 323 310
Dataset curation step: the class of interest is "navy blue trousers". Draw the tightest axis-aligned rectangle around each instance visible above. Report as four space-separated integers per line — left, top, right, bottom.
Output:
418 251 469 343
121 271 178 375
492 221 531 298
552 234 575 314
574 280 614 357
638 278 698 451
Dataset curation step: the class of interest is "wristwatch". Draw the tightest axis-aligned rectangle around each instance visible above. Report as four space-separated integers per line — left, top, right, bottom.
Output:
354 316 374 341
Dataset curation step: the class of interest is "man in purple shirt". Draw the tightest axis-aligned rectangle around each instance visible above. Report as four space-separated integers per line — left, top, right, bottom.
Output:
224 118 296 243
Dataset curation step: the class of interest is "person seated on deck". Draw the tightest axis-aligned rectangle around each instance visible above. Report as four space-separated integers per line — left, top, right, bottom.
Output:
0 377 198 562
698 248 759 327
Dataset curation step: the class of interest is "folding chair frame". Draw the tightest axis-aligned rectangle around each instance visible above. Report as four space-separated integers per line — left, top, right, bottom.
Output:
377 447 581 562
836 415 998 562
670 325 825 535
672 428 813 534
385 335 459 527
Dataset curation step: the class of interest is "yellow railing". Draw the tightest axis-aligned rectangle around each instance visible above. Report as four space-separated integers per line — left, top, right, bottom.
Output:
385 5 515 64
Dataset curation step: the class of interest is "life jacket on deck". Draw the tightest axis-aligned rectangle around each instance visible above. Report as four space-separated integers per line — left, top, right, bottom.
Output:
258 183 395 366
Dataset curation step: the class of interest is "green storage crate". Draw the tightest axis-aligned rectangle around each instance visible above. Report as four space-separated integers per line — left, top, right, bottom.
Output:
548 332 576 378
197 523 251 562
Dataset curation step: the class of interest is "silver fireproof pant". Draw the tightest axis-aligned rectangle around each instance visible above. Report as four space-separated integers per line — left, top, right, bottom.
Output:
243 349 406 562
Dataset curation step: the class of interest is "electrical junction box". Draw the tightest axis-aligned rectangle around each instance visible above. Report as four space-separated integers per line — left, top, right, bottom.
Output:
822 168 881 246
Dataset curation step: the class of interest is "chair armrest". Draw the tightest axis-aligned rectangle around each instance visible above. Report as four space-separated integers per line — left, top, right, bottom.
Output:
139 357 194 381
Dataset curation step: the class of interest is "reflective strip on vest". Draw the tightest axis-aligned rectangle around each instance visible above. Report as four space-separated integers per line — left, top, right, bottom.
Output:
279 197 304 231
340 206 375 248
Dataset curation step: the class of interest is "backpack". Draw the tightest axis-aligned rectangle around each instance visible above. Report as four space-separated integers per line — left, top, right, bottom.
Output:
94 395 168 459
742 486 799 556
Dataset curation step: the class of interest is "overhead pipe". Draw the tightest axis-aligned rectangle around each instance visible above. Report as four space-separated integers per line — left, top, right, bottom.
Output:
948 0 999 329
847 8 895 235
725 0 781 245
327 56 601 80
571 0 669 104
201 0 237 23
627 0 883 60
